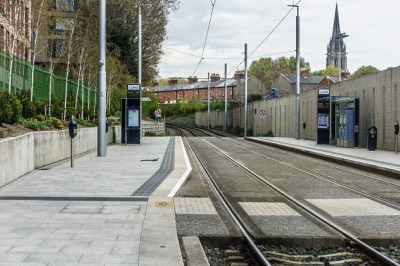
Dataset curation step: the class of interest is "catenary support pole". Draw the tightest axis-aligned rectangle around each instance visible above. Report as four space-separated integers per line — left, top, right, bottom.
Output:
295 6 300 140
288 4 301 140
138 3 142 84
244 43 248 138
208 73 210 129
224 63 227 132
97 0 107 156
138 2 143 141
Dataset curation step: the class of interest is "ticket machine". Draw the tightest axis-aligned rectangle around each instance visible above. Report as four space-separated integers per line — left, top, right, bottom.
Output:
121 84 141 144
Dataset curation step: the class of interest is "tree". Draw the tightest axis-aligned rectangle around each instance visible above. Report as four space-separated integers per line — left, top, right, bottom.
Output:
8 3 20 94
62 9 80 120
30 0 48 101
311 65 339 77
106 0 179 85
351 65 380 79
248 56 310 92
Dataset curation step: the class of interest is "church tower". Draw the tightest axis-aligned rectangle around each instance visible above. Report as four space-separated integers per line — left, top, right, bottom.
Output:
326 4 348 72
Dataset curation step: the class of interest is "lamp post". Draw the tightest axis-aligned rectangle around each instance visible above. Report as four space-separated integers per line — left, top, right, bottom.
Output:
97 0 107 156
138 1 142 84
336 32 349 82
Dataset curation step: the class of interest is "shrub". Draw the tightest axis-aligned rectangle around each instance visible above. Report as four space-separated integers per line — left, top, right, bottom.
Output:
36 114 45 121
45 117 64 129
49 96 64 120
144 131 156 136
0 130 5 138
266 130 274 137
75 118 96 127
0 92 22 123
25 118 44 131
16 90 37 118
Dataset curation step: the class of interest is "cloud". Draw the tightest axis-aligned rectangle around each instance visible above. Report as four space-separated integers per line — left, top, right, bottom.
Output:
159 0 400 79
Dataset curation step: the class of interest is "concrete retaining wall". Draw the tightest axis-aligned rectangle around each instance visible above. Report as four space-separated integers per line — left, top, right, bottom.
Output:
0 126 121 188
196 66 400 151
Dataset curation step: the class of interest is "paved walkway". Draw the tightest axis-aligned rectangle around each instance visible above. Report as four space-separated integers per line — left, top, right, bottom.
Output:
0 137 188 265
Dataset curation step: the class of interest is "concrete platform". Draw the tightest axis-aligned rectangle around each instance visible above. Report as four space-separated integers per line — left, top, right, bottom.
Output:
0 136 190 265
247 136 400 176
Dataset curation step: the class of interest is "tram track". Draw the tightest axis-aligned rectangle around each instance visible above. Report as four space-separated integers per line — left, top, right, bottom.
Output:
175 127 400 265
177 128 272 265
217 138 400 210
202 138 399 265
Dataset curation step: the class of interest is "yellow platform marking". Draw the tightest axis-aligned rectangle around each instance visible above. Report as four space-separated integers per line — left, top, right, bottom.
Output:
155 201 174 207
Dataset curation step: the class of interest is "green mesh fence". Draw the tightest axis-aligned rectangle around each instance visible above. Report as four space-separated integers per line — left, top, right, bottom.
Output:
0 51 96 107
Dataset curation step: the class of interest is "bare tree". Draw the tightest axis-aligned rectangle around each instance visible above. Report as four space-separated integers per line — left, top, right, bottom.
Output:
8 3 20 93
62 11 80 120
30 0 48 101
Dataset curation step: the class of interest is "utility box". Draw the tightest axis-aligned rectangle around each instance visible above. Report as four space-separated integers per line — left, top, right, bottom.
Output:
367 126 377 151
122 84 141 144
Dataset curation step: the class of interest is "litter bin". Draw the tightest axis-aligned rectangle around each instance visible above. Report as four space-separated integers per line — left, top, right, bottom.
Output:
367 126 377 151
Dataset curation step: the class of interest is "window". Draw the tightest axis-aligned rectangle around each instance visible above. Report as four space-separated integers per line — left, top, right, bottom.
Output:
48 39 65 58
55 0 74 12
55 18 74 34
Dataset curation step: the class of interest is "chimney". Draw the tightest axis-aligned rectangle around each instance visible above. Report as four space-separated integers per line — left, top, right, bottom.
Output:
168 78 178 86
188 76 198 84
233 70 245 80
301 69 309 78
210 73 220 82
341 70 350 79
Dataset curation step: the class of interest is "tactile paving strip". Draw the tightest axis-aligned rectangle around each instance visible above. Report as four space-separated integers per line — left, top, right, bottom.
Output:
307 198 400 216
174 197 217 215
239 202 300 216
131 137 175 196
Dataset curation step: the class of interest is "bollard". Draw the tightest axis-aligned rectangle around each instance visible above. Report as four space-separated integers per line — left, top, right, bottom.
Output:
302 122 306 141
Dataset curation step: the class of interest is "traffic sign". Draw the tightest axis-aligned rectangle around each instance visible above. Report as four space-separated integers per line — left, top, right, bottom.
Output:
154 108 162 118
259 109 266 118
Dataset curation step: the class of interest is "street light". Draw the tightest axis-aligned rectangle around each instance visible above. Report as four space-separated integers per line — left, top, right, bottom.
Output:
98 0 107 156
336 32 349 82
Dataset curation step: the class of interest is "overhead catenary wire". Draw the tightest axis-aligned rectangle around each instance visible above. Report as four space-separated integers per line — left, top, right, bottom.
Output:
192 0 217 76
249 0 302 58
227 0 302 76
165 1 302 78
165 47 202 59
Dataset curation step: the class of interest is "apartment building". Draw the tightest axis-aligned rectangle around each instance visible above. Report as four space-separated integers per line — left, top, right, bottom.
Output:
35 0 76 65
0 0 31 61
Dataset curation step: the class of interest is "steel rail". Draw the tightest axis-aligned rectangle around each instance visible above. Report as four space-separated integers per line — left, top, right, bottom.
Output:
204 139 400 266
225 138 400 210
179 130 272 266
245 137 400 188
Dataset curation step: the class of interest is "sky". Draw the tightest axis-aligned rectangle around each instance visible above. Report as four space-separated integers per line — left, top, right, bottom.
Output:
158 0 400 80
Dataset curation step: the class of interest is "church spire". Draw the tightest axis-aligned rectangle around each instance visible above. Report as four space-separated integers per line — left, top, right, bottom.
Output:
332 4 341 38
326 3 348 72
